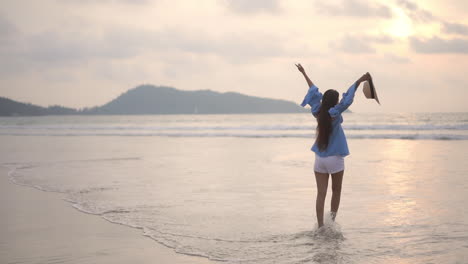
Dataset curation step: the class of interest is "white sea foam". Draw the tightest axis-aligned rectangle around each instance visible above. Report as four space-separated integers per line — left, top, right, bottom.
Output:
1 113 467 140
0 123 467 131
0 130 466 140
314 212 345 240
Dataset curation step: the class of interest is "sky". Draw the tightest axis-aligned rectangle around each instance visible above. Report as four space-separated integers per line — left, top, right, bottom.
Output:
0 0 467 113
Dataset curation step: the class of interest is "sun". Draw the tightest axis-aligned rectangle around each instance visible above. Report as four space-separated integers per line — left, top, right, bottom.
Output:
386 7 414 37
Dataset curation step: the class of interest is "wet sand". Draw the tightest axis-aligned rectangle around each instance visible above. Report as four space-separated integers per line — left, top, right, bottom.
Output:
0 167 214 264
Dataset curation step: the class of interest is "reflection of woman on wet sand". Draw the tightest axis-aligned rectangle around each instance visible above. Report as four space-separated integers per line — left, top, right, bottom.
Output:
296 63 372 229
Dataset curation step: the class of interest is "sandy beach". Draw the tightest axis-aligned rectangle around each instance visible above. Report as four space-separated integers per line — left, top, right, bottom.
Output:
0 167 214 264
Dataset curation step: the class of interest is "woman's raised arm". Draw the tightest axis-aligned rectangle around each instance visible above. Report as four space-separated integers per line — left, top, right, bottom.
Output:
296 63 314 89
354 72 371 90
298 63 323 115
328 72 371 117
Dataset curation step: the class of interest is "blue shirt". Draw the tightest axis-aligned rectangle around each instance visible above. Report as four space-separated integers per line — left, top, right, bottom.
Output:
300 83 357 157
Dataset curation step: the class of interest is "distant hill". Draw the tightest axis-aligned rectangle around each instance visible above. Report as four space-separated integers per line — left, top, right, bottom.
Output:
0 85 308 116
82 85 306 115
0 97 77 116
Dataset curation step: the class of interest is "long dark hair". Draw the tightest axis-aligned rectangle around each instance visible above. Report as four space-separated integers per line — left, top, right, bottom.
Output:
316 89 339 151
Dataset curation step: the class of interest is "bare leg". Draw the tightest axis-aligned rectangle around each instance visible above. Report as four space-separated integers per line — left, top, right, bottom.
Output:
330 170 344 221
314 171 329 228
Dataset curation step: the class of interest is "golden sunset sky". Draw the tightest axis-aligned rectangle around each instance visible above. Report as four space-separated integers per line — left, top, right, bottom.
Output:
1 0 467 112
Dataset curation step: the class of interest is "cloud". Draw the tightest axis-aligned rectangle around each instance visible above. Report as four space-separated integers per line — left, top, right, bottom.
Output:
332 33 394 54
396 0 436 23
383 53 411 63
59 0 150 4
0 15 18 45
442 22 468 36
410 37 468 54
0 15 16 35
0 24 294 76
315 0 392 18
24 32 100 64
18 29 147 66
364 34 394 44
0 26 152 76
152 28 290 63
222 0 281 14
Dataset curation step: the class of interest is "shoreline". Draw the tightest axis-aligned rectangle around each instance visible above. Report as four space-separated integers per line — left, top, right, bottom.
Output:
0 166 215 264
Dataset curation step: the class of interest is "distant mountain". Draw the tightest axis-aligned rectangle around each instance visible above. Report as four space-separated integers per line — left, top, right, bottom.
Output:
82 85 306 115
0 85 308 116
0 97 77 116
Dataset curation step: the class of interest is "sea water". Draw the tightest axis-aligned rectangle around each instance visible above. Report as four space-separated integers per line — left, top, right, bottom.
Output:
1 113 467 263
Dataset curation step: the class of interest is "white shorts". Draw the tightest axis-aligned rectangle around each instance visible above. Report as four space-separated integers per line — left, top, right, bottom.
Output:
314 155 345 174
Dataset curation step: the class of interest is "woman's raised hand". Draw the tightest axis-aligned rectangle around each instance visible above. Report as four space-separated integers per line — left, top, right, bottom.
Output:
364 72 371 81
358 72 371 83
295 63 305 73
296 63 314 87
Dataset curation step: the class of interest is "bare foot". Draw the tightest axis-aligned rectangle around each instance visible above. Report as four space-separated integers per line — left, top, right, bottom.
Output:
330 211 337 221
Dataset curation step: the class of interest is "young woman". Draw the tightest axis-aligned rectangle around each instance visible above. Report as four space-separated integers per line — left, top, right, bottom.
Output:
296 63 371 228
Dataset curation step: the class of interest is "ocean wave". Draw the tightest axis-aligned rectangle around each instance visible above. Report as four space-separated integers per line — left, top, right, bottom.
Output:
345 124 468 131
1 123 467 131
0 131 467 140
